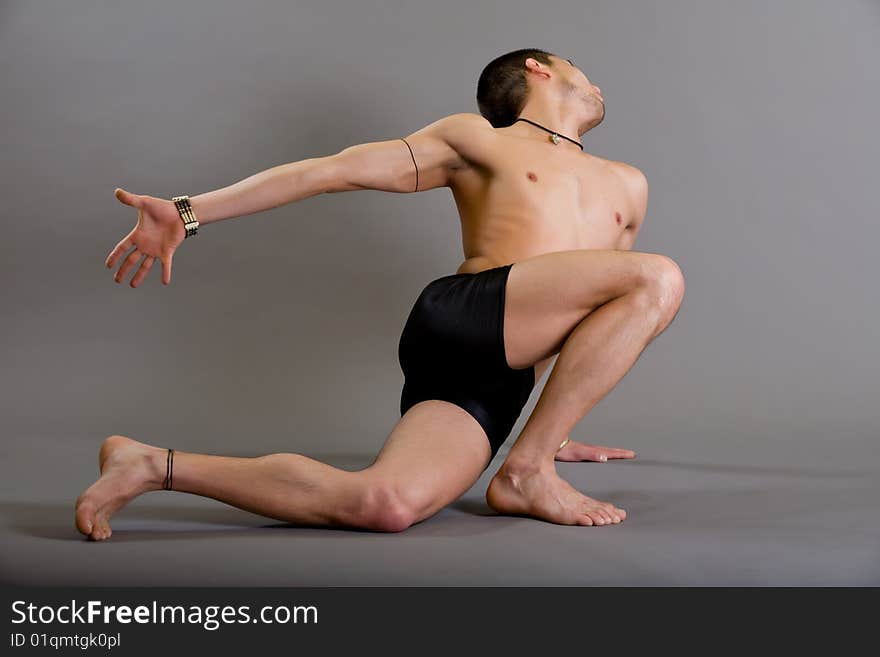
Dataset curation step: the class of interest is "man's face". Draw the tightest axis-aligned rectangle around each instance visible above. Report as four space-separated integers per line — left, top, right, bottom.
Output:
556 55 603 103
553 55 605 126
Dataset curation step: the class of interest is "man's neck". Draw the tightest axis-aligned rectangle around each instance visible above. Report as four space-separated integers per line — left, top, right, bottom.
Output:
511 100 584 150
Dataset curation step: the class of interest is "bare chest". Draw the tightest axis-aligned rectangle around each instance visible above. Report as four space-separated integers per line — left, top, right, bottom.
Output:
453 147 634 247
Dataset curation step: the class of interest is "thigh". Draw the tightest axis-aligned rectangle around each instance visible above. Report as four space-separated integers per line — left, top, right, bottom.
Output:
503 248 660 369
365 400 491 524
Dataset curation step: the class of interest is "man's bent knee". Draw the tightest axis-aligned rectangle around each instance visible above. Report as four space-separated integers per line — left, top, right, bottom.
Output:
655 256 685 325
637 255 685 328
355 480 420 533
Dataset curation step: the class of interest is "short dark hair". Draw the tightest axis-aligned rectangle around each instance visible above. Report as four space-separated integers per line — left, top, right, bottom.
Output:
476 48 556 128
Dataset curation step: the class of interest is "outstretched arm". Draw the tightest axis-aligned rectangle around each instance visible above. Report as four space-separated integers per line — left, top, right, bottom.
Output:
188 111 490 224
321 113 488 195
107 113 494 287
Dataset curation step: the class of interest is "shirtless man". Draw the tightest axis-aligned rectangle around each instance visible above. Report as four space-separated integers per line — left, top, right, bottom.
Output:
76 48 684 540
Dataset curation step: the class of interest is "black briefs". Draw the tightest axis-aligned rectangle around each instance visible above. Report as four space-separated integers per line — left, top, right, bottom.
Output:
398 263 537 467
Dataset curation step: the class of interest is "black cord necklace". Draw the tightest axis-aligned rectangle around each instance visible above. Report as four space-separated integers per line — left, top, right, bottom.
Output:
513 117 583 150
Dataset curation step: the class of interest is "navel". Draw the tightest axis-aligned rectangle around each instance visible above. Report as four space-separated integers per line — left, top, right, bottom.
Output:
615 211 622 225
527 171 538 182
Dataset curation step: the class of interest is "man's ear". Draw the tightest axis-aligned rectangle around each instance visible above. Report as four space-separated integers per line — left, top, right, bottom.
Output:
524 57 551 80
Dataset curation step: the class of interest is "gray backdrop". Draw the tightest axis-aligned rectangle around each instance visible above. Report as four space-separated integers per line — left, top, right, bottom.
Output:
2 0 878 586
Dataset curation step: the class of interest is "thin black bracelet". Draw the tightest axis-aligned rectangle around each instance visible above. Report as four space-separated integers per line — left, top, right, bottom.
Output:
399 137 419 192
164 448 175 490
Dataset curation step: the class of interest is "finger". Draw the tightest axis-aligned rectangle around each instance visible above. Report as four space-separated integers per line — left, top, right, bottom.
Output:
161 252 173 286
106 236 135 269
114 248 143 284
597 445 636 454
114 187 144 209
577 445 609 462
129 255 155 288
590 445 637 459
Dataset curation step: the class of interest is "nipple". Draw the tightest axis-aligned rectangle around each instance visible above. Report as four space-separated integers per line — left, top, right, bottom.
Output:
527 171 538 181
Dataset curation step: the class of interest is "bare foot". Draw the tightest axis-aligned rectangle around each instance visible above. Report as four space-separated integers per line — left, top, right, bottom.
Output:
555 438 637 463
486 461 626 526
74 435 168 541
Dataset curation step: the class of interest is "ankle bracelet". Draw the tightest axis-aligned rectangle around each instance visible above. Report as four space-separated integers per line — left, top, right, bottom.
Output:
163 448 175 490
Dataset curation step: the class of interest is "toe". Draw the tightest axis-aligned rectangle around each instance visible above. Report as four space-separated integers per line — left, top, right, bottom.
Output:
589 506 609 524
75 500 96 535
94 518 112 541
601 503 621 523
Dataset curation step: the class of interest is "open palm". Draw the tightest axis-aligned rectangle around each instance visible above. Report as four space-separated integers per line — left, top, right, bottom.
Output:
106 188 186 287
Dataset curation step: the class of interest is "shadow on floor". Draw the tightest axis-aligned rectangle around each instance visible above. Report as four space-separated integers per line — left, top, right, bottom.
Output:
0 497 516 543
4 457 875 543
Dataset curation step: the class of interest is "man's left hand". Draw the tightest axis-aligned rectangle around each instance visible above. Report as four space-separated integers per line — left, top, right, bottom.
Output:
555 438 636 463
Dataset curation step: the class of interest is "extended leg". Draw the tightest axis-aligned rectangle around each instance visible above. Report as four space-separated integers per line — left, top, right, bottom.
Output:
75 435 378 540
75 398 492 540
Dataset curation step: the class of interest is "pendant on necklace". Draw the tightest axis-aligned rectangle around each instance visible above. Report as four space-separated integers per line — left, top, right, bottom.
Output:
550 133 560 145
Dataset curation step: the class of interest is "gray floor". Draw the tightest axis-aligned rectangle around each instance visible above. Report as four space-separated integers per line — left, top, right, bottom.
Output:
2 427 878 587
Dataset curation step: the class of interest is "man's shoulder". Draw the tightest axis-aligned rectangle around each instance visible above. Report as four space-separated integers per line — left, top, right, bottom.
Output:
432 112 495 135
604 160 649 225
418 113 499 169
413 112 496 148
606 159 646 184
445 111 493 126
603 160 648 200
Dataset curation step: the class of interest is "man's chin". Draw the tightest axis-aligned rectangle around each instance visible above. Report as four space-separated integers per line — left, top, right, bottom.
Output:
584 115 604 134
